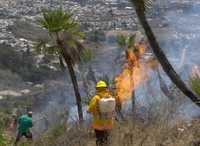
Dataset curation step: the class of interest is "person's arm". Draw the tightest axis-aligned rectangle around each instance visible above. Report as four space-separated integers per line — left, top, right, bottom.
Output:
87 96 98 113
17 116 21 125
30 120 33 127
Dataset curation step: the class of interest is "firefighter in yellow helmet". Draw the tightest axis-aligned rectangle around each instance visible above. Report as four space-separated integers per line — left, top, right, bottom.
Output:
87 80 120 146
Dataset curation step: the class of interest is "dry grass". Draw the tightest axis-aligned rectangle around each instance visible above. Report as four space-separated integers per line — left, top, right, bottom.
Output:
3 114 200 146
31 113 200 146
3 98 199 146
32 123 92 146
111 118 200 146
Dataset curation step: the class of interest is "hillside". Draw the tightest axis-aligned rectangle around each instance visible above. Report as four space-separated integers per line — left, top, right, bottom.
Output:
0 0 200 146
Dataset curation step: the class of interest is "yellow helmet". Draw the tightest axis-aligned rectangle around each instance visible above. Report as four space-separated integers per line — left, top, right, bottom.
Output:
96 80 107 88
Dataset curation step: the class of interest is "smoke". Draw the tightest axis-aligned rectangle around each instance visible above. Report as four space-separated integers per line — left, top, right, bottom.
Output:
149 0 200 118
155 1 200 71
31 1 200 135
67 1 200 122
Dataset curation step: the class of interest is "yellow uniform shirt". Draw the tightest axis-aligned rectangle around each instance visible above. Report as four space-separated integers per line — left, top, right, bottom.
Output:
87 89 114 130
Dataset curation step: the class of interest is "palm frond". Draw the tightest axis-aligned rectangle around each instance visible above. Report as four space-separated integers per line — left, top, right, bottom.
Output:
71 31 85 39
38 8 86 64
116 34 127 49
64 20 85 38
44 46 60 55
33 40 48 53
38 8 74 33
38 8 84 39
33 39 60 55
64 40 77 49
80 48 93 62
127 34 136 48
62 40 86 65
117 34 136 51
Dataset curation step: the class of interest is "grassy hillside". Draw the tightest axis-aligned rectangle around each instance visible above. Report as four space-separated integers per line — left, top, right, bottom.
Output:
11 117 199 146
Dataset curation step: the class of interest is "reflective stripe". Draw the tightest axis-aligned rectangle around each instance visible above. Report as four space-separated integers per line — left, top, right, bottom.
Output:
88 90 114 130
92 123 113 130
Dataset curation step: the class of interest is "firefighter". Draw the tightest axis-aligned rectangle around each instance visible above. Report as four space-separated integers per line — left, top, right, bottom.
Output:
87 80 120 146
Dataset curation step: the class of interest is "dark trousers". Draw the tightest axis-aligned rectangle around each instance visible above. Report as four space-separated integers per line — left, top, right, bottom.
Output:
15 131 32 145
95 129 110 146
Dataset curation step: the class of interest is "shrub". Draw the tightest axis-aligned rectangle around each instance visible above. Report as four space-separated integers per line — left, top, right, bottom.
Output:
189 75 200 96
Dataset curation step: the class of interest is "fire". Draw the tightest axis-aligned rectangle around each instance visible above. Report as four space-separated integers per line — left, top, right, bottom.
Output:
114 43 149 101
136 43 146 55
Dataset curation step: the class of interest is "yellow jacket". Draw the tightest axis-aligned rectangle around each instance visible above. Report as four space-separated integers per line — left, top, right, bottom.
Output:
87 88 115 130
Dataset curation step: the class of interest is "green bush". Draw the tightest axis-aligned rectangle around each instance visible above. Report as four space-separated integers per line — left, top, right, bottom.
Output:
80 48 93 63
0 111 10 128
189 75 200 96
0 111 11 146
0 133 6 146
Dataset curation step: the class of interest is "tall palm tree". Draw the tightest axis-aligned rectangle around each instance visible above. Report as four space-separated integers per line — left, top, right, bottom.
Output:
130 0 200 106
116 34 138 112
35 9 86 121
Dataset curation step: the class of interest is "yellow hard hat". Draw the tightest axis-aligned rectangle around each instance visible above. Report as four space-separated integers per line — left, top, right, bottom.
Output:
96 80 107 88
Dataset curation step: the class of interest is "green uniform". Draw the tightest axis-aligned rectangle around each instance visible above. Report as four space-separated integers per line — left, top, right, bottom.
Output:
17 115 33 134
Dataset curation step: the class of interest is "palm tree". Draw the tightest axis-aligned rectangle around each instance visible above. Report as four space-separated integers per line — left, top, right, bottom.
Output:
130 0 200 106
35 9 86 121
116 34 138 112
116 34 127 51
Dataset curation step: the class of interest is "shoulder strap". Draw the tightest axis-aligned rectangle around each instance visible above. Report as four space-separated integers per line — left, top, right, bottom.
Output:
96 94 102 99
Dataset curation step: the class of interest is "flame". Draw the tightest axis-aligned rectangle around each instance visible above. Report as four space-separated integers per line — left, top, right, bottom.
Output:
114 43 149 101
136 43 146 54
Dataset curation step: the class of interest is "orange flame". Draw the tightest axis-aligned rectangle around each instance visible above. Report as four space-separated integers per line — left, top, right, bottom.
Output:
114 43 149 101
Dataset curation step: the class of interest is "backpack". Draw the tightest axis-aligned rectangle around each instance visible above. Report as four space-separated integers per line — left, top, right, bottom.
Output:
98 95 116 119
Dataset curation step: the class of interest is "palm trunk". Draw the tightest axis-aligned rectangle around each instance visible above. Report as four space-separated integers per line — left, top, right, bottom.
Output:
126 50 136 113
59 55 65 71
57 37 83 122
130 66 135 114
133 7 200 106
63 53 83 121
132 90 135 114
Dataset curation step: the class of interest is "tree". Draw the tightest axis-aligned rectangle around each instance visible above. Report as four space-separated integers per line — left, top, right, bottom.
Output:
35 9 86 121
130 0 200 106
116 34 138 113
